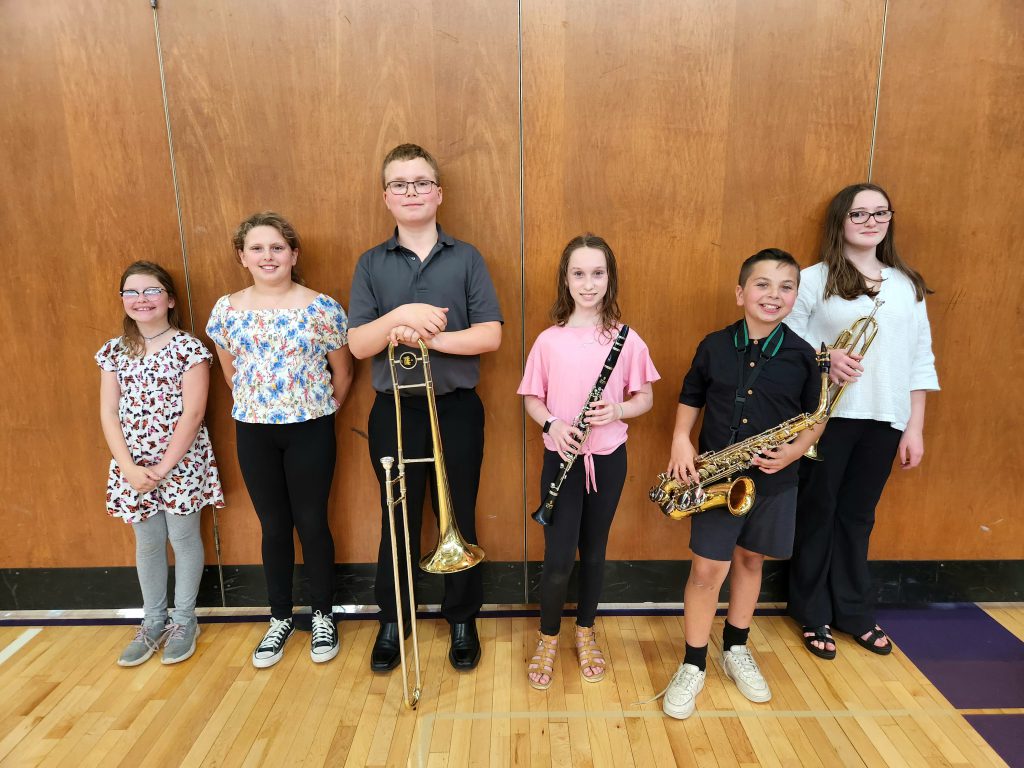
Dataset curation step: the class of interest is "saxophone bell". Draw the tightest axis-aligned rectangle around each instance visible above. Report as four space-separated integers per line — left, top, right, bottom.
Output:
650 473 755 520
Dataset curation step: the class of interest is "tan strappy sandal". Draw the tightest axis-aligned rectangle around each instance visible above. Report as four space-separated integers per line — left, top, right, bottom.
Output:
528 631 558 691
575 625 606 683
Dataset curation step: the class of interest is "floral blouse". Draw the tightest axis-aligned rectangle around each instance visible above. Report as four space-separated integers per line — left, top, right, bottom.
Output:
95 332 226 524
206 293 349 424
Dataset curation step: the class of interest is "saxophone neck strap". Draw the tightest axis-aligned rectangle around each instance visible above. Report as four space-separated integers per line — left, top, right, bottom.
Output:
728 320 784 445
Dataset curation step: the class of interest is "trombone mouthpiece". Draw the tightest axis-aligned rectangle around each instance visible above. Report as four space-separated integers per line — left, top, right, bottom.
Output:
380 456 395 470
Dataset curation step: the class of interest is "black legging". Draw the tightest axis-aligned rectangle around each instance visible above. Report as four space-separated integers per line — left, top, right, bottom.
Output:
236 414 337 619
539 444 627 635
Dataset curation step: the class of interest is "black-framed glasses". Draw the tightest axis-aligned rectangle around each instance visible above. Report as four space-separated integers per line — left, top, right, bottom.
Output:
847 210 894 224
385 179 439 195
120 288 166 299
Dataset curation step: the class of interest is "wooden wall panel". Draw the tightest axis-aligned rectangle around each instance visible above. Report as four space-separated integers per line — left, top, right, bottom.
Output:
2 0 1019 577
868 0 1024 559
521 0 884 561
157 0 523 564
0 1 186 567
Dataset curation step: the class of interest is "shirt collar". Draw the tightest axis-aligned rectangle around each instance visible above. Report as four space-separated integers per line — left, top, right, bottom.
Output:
384 224 455 252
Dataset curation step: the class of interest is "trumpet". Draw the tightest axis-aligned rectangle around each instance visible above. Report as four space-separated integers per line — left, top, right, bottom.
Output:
804 298 883 459
380 341 486 709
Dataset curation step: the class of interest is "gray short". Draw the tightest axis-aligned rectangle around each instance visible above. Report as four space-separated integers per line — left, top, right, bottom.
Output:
688 485 797 562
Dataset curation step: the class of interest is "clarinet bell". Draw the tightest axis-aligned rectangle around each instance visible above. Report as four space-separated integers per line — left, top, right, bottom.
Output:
532 499 554 526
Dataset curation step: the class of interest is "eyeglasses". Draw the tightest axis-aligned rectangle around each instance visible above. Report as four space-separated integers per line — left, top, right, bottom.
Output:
120 288 167 299
385 179 439 195
847 210 894 224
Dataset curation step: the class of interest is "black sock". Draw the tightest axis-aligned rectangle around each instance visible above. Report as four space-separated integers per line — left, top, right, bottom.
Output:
683 642 708 672
723 620 750 650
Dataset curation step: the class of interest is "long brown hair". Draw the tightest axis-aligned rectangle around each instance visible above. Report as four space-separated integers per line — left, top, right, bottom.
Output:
820 183 931 301
119 261 183 357
550 233 622 334
232 211 306 286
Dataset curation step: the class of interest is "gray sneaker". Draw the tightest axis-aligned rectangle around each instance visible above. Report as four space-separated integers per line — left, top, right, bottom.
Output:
162 618 201 665
118 620 168 667
722 644 771 702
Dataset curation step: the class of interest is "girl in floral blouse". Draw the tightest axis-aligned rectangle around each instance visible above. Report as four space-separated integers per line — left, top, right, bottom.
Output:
97 261 225 668
207 211 353 669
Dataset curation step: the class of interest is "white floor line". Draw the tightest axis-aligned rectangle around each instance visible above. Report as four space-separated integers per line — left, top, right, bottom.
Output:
0 627 42 666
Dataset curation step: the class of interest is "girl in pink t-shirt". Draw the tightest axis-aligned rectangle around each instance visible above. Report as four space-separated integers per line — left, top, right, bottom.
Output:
518 234 660 689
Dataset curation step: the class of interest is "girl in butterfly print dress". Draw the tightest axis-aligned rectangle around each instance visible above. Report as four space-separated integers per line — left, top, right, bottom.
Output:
96 261 225 668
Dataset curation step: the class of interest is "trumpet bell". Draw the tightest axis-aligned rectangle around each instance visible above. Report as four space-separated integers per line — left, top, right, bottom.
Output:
420 527 486 574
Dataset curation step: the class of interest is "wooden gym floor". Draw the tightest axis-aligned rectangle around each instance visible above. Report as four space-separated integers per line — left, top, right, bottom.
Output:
0 606 1020 767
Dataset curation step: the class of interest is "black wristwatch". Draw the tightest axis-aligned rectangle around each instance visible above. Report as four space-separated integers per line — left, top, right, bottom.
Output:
542 416 558 434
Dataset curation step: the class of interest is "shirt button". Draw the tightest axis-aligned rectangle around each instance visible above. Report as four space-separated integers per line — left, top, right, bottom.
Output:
742 418 748 424
753 339 759 345
747 389 753 395
749 361 756 368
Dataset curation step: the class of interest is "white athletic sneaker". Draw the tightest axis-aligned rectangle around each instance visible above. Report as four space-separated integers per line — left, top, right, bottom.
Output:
252 617 294 669
310 611 339 663
662 662 706 720
722 645 771 702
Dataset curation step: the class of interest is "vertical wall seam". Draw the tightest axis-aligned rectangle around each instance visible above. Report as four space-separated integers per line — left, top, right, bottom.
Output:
151 5 194 333
517 0 529 603
867 0 890 181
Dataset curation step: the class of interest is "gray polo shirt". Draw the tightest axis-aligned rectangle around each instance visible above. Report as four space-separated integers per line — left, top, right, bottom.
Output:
348 225 503 395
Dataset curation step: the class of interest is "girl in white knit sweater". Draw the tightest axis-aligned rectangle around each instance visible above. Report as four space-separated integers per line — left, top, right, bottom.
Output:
785 183 939 660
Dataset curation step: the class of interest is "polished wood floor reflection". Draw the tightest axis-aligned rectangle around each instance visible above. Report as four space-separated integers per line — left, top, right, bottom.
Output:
0 611 1016 767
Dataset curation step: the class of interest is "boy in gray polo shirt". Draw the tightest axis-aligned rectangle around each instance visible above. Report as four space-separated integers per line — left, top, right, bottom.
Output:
348 144 503 672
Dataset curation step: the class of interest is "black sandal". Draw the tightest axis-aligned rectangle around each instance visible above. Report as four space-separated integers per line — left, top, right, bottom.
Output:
801 625 836 660
848 625 892 655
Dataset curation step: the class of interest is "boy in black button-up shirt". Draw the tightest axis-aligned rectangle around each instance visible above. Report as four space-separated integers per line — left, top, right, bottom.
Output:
660 248 822 720
348 144 502 674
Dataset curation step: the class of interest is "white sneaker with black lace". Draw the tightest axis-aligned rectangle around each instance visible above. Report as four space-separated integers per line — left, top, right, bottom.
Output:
722 644 771 702
252 617 294 669
662 662 706 720
310 611 339 663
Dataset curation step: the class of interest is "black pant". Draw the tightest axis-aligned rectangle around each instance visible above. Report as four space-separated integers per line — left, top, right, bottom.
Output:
539 445 627 635
236 415 337 619
787 418 901 634
369 389 485 625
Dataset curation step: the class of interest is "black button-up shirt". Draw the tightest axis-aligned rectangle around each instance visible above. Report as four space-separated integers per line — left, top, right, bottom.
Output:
678 320 821 495
348 225 503 395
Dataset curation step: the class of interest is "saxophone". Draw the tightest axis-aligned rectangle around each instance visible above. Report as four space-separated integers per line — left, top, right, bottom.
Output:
649 345 831 520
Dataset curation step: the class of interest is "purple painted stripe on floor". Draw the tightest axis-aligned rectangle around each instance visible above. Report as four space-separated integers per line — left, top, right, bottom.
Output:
877 603 1024 709
964 714 1024 768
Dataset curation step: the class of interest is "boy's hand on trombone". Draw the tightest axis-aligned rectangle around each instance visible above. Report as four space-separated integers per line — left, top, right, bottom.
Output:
389 325 422 347
401 303 449 339
548 419 584 462
829 348 863 385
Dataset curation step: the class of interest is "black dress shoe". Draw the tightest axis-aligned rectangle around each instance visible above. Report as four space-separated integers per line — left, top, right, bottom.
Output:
370 622 402 672
448 620 481 670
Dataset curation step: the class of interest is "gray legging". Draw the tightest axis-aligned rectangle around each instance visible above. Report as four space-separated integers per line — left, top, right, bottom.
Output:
133 511 205 625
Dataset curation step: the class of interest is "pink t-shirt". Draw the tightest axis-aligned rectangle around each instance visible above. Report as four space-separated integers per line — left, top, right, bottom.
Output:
518 324 660 489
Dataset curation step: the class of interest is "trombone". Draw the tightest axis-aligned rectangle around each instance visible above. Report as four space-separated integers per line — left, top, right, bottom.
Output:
805 298 884 459
380 340 486 709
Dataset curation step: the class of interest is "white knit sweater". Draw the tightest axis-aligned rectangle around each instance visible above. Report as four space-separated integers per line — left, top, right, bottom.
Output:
787 262 939 431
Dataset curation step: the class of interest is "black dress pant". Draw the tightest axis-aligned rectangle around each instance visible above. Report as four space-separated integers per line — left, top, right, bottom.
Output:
787 417 901 634
369 389 485 625
236 415 338 619
538 445 627 636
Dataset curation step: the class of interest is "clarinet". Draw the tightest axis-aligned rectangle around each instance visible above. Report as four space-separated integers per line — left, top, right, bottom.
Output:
532 325 629 526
